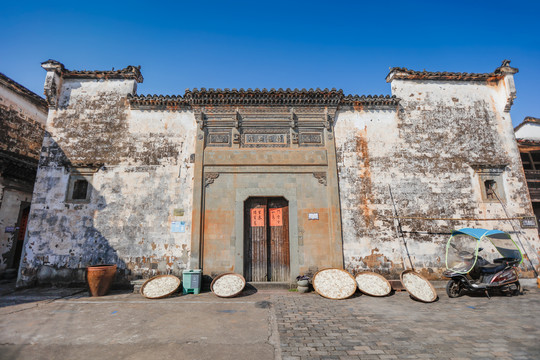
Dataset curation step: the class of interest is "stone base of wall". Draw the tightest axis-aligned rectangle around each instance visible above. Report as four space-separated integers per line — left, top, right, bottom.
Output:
17 265 134 289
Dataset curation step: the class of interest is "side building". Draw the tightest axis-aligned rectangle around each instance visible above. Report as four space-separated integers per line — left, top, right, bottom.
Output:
0 72 48 277
515 117 540 226
16 60 540 287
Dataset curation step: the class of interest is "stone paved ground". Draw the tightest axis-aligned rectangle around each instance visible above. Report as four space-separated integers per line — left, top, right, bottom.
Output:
272 288 540 360
1 285 539 359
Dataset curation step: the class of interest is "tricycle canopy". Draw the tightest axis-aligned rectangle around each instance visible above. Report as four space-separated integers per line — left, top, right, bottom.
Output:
445 228 523 274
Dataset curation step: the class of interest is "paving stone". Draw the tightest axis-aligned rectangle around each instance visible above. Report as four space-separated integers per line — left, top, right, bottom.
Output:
272 289 540 360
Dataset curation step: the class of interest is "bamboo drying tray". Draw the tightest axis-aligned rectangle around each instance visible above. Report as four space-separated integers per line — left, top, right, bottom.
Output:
355 271 392 297
400 269 437 303
312 268 357 300
140 274 181 299
210 273 246 298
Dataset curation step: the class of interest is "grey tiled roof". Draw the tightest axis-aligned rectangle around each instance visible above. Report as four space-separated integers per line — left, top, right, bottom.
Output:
129 90 399 108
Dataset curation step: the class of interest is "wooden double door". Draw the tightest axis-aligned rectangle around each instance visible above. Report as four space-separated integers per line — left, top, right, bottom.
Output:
244 197 290 282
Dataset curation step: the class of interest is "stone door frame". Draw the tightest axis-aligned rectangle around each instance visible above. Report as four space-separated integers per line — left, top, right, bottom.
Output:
235 187 299 282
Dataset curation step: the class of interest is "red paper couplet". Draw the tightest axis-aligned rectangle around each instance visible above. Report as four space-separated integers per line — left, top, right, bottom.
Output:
269 208 283 227
251 208 265 227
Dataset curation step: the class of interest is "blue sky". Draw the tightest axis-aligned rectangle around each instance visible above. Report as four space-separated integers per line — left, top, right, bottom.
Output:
1 0 538 127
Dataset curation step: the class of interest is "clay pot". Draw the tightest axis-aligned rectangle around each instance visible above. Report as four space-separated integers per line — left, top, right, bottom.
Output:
87 264 117 296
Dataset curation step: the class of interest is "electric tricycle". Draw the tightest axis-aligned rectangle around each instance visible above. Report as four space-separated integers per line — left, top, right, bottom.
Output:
443 228 523 298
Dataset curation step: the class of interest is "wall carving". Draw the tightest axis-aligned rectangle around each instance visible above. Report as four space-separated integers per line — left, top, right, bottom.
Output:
207 129 231 147
299 130 324 146
313 172 327 186
205 172 220 187
241 129 290 148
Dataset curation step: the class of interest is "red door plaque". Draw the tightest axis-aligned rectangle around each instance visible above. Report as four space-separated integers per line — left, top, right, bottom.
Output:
269 208 283 227
251 208 265 227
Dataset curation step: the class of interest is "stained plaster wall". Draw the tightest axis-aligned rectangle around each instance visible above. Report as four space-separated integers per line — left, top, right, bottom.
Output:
0 81 47 272
18 78 196 287
335 79 540 279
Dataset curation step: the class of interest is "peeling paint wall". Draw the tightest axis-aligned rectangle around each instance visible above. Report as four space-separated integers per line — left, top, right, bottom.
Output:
0 76 47 273
335 79 540 279
18 77 196 286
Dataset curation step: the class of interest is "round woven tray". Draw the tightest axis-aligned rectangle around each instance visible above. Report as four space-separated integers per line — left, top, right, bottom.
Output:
355 271 392 297
400 270 437 303
210 273 246 298
140 274 181 299
312 268 357 300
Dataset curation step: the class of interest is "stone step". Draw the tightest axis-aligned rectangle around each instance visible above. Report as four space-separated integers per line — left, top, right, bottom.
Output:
247 282 294 290
131 279 146 294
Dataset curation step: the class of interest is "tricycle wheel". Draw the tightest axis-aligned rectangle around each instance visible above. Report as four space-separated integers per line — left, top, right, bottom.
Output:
446 279 463 298
512 281 522 296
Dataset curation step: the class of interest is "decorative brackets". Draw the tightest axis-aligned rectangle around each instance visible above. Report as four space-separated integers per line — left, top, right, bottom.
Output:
290 109 298 129
292 132 299 144
205 172 220 187
313 172 327 186
234 109 241 129
323 108 333 130
197 111 206 130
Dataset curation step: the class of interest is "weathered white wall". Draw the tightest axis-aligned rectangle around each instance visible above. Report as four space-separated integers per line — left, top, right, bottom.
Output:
335 77 540 279
18 77 197 286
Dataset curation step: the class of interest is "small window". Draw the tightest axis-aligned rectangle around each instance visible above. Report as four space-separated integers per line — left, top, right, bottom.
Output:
531 151 540 170
473 165 506 203
520 152 533 170
72 180 89 200
484 180 497 200
479 175 506 202
66 173 92 203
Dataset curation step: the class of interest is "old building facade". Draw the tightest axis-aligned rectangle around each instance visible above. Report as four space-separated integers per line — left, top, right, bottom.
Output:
0 72 48 276
16 60 540 287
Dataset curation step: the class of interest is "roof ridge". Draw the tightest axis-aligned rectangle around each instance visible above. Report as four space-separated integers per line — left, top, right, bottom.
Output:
0 72 48 111
386 60 518 83
41 60 143 83
514 116 540 133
